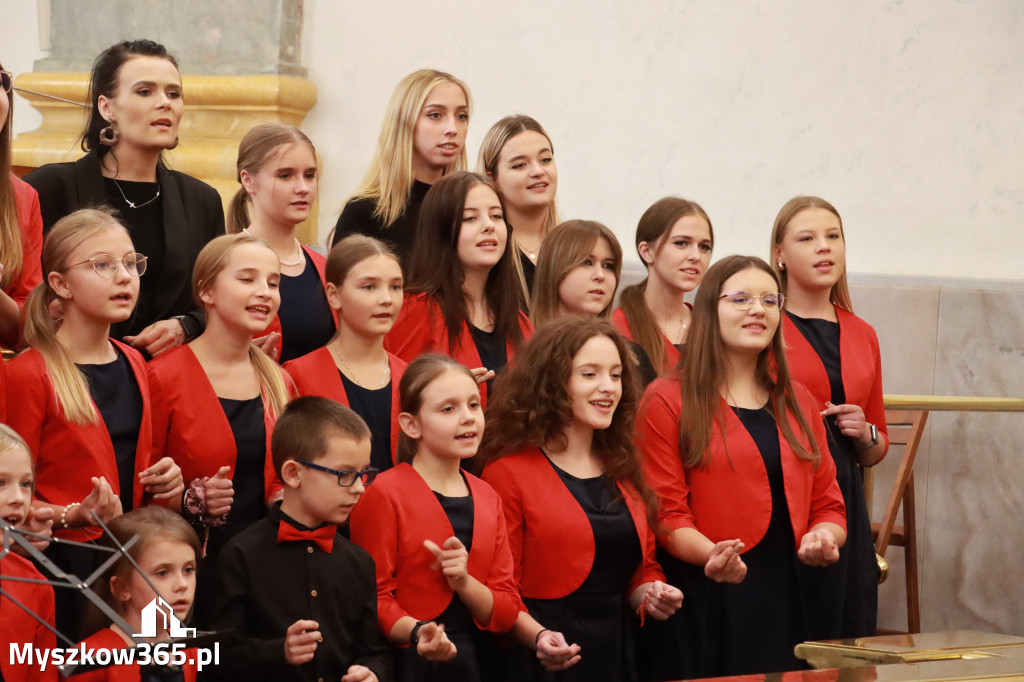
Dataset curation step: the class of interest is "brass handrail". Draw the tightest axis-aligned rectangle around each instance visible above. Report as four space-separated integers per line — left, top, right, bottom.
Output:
883 395 1024 412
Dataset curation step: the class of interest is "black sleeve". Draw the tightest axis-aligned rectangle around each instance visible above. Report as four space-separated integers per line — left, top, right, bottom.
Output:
210 541 289 680
176 175 225 337
352 553 395 682
23 164 75 234
330 197 379 248
629 340 659 388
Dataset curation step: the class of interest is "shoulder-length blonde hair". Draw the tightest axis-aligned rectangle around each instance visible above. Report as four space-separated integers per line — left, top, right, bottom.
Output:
349 69 471 228
770 196 853 312
1 58 23 292
671 255 820 469
23 209 130 425
192 234 290 419
530 220 623 329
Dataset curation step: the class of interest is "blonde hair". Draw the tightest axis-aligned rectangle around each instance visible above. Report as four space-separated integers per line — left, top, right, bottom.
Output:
228 123 318 234
192 234 290 419
23 209 129 425
1 58 23 292
770 196 854 312
349 69 471 227
0 424 33 477
530 220 623 329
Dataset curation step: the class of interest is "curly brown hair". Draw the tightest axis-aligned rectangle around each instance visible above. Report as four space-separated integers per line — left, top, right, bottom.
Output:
476 317 659 526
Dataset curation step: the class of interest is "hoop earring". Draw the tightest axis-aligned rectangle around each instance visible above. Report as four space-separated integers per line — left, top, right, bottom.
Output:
167 135 179 150
777 262 785 271
99 123 120 147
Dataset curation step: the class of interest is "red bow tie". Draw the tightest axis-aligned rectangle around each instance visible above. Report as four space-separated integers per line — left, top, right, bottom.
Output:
276 520 337 553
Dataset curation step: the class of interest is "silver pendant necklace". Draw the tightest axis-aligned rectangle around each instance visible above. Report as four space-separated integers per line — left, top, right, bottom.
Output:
111 178 161 209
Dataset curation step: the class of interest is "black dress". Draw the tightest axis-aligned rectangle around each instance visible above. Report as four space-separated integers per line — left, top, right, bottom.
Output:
640 407 806 680
508 458 642 682
330 180 431 264
338 371 394 473
277 256 336 363
787 313 878 638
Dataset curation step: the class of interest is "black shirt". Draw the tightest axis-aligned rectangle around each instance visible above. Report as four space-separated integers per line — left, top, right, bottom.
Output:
338 371 394 473
78 348 143 512
330 180 432 265
211 503 394 682
277 255 336 363
103 177 165 339
208 396 266 557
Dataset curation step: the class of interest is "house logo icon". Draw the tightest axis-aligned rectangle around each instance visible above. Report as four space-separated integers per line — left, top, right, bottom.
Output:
132 597 196 639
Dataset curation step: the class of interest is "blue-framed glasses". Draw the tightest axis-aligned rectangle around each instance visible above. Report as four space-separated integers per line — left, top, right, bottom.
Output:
295 460 378 487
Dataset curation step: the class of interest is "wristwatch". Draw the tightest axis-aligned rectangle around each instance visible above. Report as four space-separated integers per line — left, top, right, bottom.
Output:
409 620 429 645
856 422 879 449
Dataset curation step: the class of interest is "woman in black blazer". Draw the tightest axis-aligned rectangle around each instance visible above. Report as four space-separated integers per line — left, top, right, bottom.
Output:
26 39 224 357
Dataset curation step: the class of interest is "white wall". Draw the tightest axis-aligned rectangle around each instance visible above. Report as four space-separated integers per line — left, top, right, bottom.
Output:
10 1 1024 279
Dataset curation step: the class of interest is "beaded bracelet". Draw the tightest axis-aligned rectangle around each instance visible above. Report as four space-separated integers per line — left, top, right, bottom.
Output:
60 502 81 529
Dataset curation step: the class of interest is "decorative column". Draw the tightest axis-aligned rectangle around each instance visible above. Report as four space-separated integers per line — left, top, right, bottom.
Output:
13 0 320 242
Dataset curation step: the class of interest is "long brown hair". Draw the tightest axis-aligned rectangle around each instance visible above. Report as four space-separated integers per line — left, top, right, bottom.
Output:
1 58 23 292
192 234 290 419
675 255 820 468
23 209 130 425
396 354 478 463
405 171 524 355
530 220 622 329
476 317 658 525
770 196 853 312
228 123 318 234
618 197 713 375
349 69 471 227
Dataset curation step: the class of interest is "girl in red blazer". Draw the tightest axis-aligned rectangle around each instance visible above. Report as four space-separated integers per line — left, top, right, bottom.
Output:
612 197 714 378
772 196 889 639
635 255 847 679
148 234 292 563
1 59 44 348
5 209 182 639
479 317 682 682
227 123 335 363
349 354 530 682
385 172 531 406
0 425 57 682
284 235 406 473
71 506 202 682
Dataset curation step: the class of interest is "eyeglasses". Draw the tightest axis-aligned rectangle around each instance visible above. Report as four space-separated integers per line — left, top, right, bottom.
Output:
64 253 148 278
1 71 11 94
295 460 378 487
719 291 785 311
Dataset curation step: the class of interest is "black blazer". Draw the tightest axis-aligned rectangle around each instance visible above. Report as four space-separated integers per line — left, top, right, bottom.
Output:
25 150 225 339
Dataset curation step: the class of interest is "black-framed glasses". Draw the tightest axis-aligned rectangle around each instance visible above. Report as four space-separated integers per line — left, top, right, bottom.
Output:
719 291 785 311
64 253 148 278
1 70 11 94
295 460 378 487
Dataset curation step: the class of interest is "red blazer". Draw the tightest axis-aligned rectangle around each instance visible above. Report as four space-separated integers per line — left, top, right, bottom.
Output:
611 307 682 371
65 627 199 682
481 448 664 601
4 341 152 540
348 462 522 637
263 245 331 359
283 346 406 463
636 377 847 551
385 292 534 405
148 345 284 501
0 553 57 682
5 175 44 308
783 307 889 460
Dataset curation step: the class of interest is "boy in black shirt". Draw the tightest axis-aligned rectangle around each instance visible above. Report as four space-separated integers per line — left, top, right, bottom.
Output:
211 397 392 681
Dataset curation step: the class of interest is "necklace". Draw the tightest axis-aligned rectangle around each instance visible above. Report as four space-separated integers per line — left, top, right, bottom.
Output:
111 178 160 209
332 345 390 388
243 228 303 267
